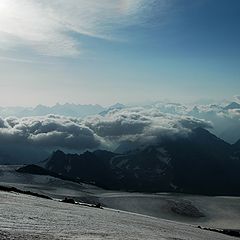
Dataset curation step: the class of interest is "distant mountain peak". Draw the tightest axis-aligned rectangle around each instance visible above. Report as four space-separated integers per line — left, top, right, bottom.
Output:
1 103 106 118
51 150 65 158
109 103 125 109
224 102 240 110
190 127 230 146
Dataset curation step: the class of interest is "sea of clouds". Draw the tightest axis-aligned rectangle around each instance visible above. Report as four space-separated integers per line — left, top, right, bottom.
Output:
0 106 212 163
0 101 240 164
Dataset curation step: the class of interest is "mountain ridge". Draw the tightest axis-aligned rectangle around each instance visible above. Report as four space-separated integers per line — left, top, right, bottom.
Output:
19 127 240 195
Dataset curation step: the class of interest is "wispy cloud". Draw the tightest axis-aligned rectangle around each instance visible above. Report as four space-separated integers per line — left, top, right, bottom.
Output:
0 0 165 57
0 56 55 64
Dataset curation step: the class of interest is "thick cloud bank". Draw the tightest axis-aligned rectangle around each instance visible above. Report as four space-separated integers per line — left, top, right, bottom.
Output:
0 115 101 150
1 100 240 164
0 107 212 163
85 107 211 146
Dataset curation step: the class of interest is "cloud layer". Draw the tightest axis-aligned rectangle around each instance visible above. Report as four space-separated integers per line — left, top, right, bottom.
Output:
0 106 212 163
0 115 100 149
85 107 211 146
2 99 240 163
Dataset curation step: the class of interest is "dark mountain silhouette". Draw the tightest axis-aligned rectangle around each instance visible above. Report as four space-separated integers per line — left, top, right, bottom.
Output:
162 128 236 195
224 102 240 110
234 139 240 149
16 164 82 184
43 150 118 187
20 128 240 195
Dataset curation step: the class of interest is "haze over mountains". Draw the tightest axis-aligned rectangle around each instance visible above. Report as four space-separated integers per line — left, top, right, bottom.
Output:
0 100 240 164
0 103 105 118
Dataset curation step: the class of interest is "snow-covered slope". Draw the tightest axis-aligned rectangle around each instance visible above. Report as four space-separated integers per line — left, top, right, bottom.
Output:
0 191 235 240
98 192 240 229
1 165 240 231
0 165 100 204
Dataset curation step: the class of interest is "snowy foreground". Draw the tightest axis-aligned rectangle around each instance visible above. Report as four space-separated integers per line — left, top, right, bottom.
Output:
1 166 240 229
0 165 240 239
0 191 236 240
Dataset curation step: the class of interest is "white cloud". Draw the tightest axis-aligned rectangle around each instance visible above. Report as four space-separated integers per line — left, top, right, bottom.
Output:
0 106 214 163
0 0 164 56
84 107 212 146
0 107 212 154
220 109 240 119
0 115 101 149
234 95 240 103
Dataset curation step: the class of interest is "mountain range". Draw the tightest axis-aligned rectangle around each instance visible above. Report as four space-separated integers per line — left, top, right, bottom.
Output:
1 101 240 144
19 127 240 196
0 103 105 118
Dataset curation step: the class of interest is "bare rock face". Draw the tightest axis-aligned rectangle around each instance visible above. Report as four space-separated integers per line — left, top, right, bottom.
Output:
61 197 75 204
167 200 205 218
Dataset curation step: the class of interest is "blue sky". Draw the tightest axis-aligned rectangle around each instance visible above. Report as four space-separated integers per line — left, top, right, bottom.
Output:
0 0 239 106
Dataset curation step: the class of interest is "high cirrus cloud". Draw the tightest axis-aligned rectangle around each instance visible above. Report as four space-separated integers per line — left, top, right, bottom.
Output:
0 0 167 56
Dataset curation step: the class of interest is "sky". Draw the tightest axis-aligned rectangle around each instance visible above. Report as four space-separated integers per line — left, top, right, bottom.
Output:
0 0 239 107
